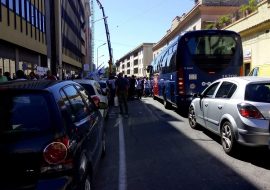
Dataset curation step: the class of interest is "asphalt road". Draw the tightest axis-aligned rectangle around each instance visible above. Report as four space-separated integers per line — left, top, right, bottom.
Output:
93 97 270 190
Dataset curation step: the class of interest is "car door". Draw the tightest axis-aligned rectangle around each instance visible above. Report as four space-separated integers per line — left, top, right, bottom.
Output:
201 82 220 131
74 84 104 165
205 81 237 133
61 85 100 166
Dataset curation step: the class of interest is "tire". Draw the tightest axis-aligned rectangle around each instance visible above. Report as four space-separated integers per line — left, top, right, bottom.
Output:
153 95 156 100
221 121 237 155
82 174 92 190
188 106 198 129
101 133 106 158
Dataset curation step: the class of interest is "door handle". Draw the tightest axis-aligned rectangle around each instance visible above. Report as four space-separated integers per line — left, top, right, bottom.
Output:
218 105 222 109
204 103 208 107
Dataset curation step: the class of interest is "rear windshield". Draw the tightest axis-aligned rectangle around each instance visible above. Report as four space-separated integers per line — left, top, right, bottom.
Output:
99 82 107 88
0 93 51 135
245 83 270 103
80 83 95 95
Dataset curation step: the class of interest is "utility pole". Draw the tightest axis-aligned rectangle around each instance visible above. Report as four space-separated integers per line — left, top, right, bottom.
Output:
96 0 113 76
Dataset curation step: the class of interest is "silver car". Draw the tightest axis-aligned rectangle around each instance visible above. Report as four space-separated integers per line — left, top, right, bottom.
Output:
188 77 270 155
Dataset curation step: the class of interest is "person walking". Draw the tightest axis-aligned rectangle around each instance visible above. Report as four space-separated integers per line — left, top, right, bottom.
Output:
14 70 27 81
44 70 57 80
115 72 129 117
0 68 8 83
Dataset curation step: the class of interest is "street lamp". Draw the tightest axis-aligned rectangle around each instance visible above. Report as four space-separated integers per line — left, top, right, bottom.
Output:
97 43 106 69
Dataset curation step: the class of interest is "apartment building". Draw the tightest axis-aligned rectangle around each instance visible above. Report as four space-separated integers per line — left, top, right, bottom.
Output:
224 0 270 75
0 0 47 76
0 0 90 78
115 43 155 77
153 0 249 58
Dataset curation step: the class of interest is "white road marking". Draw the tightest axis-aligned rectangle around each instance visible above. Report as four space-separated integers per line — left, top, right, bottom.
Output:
118 115 127 190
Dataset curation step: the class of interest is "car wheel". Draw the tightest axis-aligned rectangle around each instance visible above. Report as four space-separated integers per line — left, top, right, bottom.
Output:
101 133 106 158
82 174 92 190
164 99 171 109
188 106 198 129
221 121 237 155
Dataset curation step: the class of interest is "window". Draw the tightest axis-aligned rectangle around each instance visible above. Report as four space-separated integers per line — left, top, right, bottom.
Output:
134 59 138 66
75 84 92 107
21 0 25 18
15 0 19 14
215 82 237 98
1 0 6 5
35 8 38 27
62 85 89 121
134 68 138 74
8 0 13 10
245 84 270 103
26 0 30 22
31 4 34 25
203 82 220 98
0 93 51 134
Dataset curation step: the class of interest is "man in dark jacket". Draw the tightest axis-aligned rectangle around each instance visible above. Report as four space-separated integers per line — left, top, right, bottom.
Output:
115 72 129 117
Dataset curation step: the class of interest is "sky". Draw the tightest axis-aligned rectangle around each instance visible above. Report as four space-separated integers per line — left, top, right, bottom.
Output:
93 0 195 69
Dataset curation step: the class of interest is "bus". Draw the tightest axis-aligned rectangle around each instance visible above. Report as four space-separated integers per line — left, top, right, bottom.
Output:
148 30 243 112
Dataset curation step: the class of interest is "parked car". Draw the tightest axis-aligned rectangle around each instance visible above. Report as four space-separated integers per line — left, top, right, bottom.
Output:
0 80 107 190
188 77 270 155
74 79 109 119
98 80 109 96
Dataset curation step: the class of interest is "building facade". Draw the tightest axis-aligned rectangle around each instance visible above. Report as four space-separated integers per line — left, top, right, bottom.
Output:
224 0 270 75
0 0 90 79
153 0 249 58
115 43 155 77
0 0 47 76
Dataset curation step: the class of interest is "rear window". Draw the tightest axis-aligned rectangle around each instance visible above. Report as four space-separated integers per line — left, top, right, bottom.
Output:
0 93 51 135
99 82 107 88
245 84 270 103
80 83 95 95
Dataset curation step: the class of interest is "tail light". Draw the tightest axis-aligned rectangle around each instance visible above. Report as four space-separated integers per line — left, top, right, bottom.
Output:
92 95 100 107
41 136 73 174
178 68 185 95
237 103 264 119
240 66 243 76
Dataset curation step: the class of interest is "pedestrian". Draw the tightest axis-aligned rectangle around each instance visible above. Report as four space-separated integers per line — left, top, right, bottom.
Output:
108 75 116 106
115 72 129 117
44 70 57 80
29 71 37 80
4 72 12 81
14 70 27 81
0 68 8 83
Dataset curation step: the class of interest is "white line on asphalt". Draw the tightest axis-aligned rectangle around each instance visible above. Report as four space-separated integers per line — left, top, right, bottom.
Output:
118 115 127 190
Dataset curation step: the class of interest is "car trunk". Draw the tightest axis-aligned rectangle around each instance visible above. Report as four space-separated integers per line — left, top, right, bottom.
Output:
0 133 55 189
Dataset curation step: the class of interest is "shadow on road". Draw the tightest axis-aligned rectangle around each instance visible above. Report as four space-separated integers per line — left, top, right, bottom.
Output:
93 98 266 190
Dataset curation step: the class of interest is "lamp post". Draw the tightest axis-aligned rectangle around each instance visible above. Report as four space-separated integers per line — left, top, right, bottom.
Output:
97 43 106 69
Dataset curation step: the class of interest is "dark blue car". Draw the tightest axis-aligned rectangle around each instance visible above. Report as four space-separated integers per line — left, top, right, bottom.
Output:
0 80 107 190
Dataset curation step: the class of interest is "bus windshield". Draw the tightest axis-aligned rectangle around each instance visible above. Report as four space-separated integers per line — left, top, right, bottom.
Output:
185 34 239 73
186 35 236 56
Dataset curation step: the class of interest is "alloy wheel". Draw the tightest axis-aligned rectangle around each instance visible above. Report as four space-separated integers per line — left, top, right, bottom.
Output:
222 123 232 151
188 107 197 128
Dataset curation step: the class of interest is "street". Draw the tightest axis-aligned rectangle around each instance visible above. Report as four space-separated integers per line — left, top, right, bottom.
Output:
93 97 270 190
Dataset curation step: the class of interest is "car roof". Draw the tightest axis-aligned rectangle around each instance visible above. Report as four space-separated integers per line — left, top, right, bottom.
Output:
73 79 97 85
0 80 77 91
216 76 270 84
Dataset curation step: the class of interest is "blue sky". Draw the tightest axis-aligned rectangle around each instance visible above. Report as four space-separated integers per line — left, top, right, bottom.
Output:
93 0 195 68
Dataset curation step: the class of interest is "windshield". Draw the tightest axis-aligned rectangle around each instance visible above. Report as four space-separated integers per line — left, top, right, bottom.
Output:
186 35 237 56
0 93 51 135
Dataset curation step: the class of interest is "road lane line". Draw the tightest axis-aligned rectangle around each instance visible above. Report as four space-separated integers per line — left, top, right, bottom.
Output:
118 115 127 190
